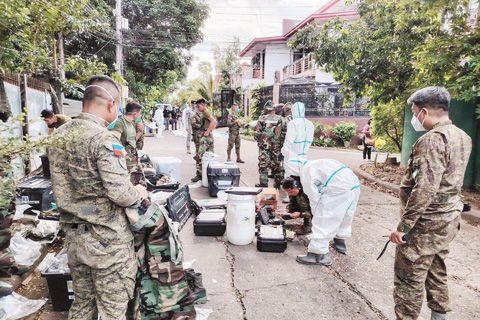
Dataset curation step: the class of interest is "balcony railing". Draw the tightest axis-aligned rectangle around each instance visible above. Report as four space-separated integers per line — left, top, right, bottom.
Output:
283 53 316 79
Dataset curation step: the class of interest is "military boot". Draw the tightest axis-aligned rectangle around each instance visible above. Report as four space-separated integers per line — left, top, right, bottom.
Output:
191 175 202 183
333 238 347 254
227 150 232 162
187 146 191 154
296 216 312 235
255 183 268 188
296 252 332 266
431 311 447 320
236 150 245 163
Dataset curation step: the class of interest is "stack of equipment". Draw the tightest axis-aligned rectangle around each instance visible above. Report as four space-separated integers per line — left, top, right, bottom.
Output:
207 163 241 197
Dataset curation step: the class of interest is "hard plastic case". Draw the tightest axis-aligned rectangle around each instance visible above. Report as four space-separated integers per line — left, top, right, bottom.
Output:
193 209 227 236
256 225 287 253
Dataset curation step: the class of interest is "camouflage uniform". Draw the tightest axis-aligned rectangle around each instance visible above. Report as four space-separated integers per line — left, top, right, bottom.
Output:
254 113 287 188
287 189 312 234
48 112 141 320
135 117 145 150
394 120 472 320
126 203 196 320
193 110 214 178
226 111 242 161
190 111 203 178
111 116 144 185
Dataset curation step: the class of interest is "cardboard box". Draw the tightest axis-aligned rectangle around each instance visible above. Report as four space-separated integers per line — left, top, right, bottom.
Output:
257 188 279 210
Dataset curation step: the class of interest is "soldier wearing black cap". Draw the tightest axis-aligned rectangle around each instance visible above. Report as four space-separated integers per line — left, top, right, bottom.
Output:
190 98 217 182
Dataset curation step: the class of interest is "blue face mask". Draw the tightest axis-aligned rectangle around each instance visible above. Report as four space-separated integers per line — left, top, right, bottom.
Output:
106 118 118 130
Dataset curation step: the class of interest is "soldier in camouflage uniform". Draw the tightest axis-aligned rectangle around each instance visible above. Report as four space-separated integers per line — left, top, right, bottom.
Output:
389 87 472 320
190 98 217 182
281 177 312 235
226 104 244 163
111 102 145 186
254 101 287 188
48 76 148 320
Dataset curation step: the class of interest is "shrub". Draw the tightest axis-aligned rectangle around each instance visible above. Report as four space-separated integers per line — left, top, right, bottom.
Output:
313 123 334 139
332 122 357 144
241 127 253 136
312 136 336 147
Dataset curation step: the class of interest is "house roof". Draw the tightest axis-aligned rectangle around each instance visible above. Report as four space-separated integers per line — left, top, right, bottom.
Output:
239 0 359 57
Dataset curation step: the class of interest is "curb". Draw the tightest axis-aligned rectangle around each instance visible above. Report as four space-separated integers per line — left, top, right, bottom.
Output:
353 167 480 226
351 167 401 194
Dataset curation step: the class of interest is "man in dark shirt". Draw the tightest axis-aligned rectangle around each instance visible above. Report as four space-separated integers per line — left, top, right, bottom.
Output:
41 109 71 135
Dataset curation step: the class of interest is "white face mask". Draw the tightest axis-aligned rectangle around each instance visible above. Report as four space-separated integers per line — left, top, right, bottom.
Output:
411 110 426 132
84 85 119 126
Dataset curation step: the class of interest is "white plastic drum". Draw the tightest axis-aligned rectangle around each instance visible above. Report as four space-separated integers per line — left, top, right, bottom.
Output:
202 152 219 187
226 193 256 245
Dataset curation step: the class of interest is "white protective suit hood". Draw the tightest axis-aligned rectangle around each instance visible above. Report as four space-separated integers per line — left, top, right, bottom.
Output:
281 102 315 177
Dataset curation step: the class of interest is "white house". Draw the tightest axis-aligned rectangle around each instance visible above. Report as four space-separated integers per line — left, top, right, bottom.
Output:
236 0 358 93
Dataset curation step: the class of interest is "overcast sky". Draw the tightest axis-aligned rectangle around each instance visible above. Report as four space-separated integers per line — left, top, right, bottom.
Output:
187 0 330 80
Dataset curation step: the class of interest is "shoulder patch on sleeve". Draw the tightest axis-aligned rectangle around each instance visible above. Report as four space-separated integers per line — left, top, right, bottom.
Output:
112 143 126 157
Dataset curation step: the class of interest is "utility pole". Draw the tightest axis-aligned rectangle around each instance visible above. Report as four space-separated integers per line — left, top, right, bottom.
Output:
115 0 123 76
56 32 65 113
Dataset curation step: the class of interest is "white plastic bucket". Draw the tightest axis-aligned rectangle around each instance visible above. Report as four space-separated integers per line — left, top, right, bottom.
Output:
202 152 219 187
226 193 256 245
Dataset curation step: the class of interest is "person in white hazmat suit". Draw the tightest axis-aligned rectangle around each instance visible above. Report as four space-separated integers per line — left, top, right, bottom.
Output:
281 102 314 177
294 159 361 266
182 102 194 154
153 104 164 137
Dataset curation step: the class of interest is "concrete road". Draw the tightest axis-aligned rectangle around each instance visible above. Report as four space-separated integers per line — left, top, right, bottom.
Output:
144 129 480 320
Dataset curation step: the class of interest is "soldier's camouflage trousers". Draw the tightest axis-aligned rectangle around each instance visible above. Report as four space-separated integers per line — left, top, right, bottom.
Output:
258 147 284 188
393 216 461 320
64 224 137 320
125 145 145 186
127 203 196 320
195 136 214 177
227 132 240 157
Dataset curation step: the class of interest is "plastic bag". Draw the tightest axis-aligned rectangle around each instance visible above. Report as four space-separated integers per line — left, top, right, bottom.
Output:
0 292 46 320
9 233 42 267
41 250 69 274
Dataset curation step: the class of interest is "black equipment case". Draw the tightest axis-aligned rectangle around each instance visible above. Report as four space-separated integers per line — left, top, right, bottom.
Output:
257 225 287 253
207 163 240 197
16 176 54 212
194 198 227 210
145 174 180 192
166 185 195 230
193 209 227 236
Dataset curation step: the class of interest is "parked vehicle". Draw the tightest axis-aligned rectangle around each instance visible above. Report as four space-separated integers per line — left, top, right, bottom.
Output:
62 85 84 118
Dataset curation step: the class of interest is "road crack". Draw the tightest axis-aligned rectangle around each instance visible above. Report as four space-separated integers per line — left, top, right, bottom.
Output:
223 240 248 320
326 267 389 320
296 239 388 319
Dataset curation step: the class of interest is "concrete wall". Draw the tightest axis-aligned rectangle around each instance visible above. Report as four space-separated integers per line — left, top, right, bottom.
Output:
400 100 479 187
3 81 52 174
264 43 291 86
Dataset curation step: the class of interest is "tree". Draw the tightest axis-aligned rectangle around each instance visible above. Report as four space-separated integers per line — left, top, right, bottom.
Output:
0 0 108 75
289 0 479 150
121 0 208 104
213 36 241 89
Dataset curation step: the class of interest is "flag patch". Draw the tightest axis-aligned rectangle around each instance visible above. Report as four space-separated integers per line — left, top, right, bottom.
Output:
112 144 126 157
